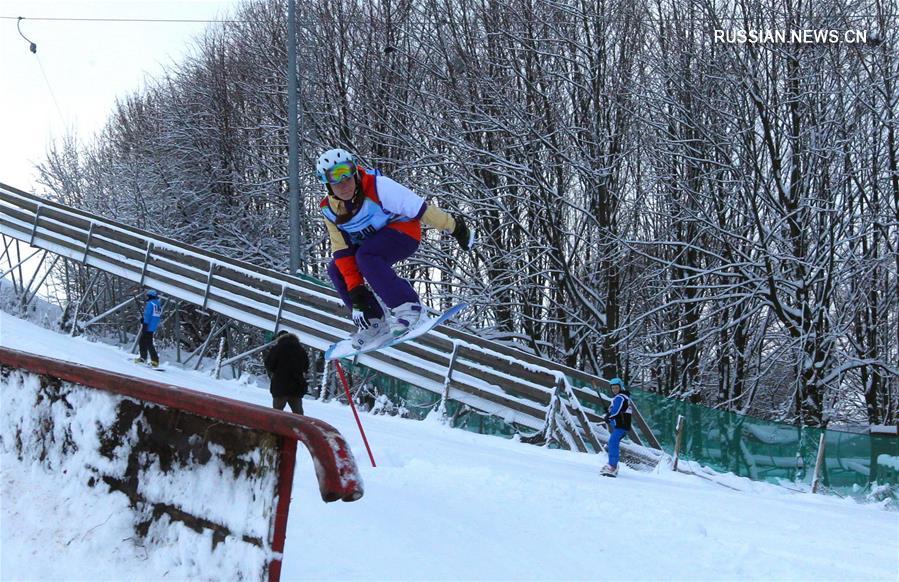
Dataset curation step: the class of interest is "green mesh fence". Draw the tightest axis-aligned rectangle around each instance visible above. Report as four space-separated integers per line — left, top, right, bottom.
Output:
625 389 898 492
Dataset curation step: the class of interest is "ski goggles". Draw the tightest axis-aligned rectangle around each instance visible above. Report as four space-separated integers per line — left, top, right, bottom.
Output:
320 161 357 185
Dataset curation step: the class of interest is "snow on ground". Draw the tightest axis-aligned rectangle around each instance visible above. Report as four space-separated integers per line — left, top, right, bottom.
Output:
1 312 897 581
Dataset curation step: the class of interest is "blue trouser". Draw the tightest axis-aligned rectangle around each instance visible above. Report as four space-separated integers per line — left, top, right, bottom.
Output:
328 227 420 320
608 428 627 468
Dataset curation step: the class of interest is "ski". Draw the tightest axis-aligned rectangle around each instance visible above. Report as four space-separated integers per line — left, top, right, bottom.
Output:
326 303 468 361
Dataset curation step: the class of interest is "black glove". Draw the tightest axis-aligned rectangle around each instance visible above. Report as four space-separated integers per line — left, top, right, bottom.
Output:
452 216 475 251
348 286 372 329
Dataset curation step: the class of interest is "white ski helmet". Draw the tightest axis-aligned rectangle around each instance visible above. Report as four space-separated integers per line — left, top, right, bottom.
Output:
316 148 357 184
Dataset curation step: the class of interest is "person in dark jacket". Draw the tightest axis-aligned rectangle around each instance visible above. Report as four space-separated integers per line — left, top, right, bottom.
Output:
134 289 162 367
263 331 309 414
601 377 632 477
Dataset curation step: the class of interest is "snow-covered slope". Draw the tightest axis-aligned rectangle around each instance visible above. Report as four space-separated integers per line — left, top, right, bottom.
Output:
1 312 897 581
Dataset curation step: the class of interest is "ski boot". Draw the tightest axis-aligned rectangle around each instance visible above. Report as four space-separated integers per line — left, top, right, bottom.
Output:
351 317 389 350
389 302 425 337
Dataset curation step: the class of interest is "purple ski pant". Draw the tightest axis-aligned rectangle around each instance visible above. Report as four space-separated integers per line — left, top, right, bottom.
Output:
327 227 420 320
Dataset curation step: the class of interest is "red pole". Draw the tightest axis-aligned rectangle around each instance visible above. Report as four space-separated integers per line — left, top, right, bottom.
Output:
334 360 376 467
268 437 297 582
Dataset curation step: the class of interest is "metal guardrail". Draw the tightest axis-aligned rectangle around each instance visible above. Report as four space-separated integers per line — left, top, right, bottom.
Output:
0 181 660 451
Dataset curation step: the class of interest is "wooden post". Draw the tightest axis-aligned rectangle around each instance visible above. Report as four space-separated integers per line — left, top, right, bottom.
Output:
811 432 827 493
673 414 685 471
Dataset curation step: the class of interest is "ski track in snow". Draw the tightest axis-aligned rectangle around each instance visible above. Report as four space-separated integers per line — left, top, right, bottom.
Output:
1 313 897 581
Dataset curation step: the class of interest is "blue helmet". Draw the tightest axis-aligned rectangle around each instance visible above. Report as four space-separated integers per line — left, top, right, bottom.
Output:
146 289 159 299
609 377 625 389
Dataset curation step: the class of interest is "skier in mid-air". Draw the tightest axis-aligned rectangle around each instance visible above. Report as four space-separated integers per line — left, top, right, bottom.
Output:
316 148 475 350
601 377 632 477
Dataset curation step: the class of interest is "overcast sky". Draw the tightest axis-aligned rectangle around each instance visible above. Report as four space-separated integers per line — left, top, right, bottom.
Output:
1 0 242 193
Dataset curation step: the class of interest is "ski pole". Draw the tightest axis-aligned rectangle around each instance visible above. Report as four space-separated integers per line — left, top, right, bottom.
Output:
334 360 376 467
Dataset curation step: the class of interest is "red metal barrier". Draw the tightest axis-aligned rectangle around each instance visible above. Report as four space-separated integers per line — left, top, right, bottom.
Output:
0 347 363 581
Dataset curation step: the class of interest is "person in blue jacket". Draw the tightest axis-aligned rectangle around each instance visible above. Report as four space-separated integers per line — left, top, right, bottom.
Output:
601 377 632 477
134 289 162 367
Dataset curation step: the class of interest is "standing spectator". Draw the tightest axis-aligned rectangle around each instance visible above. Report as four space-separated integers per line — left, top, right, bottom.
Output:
601 377 632 477
263 331 309 414
134 289 162 368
